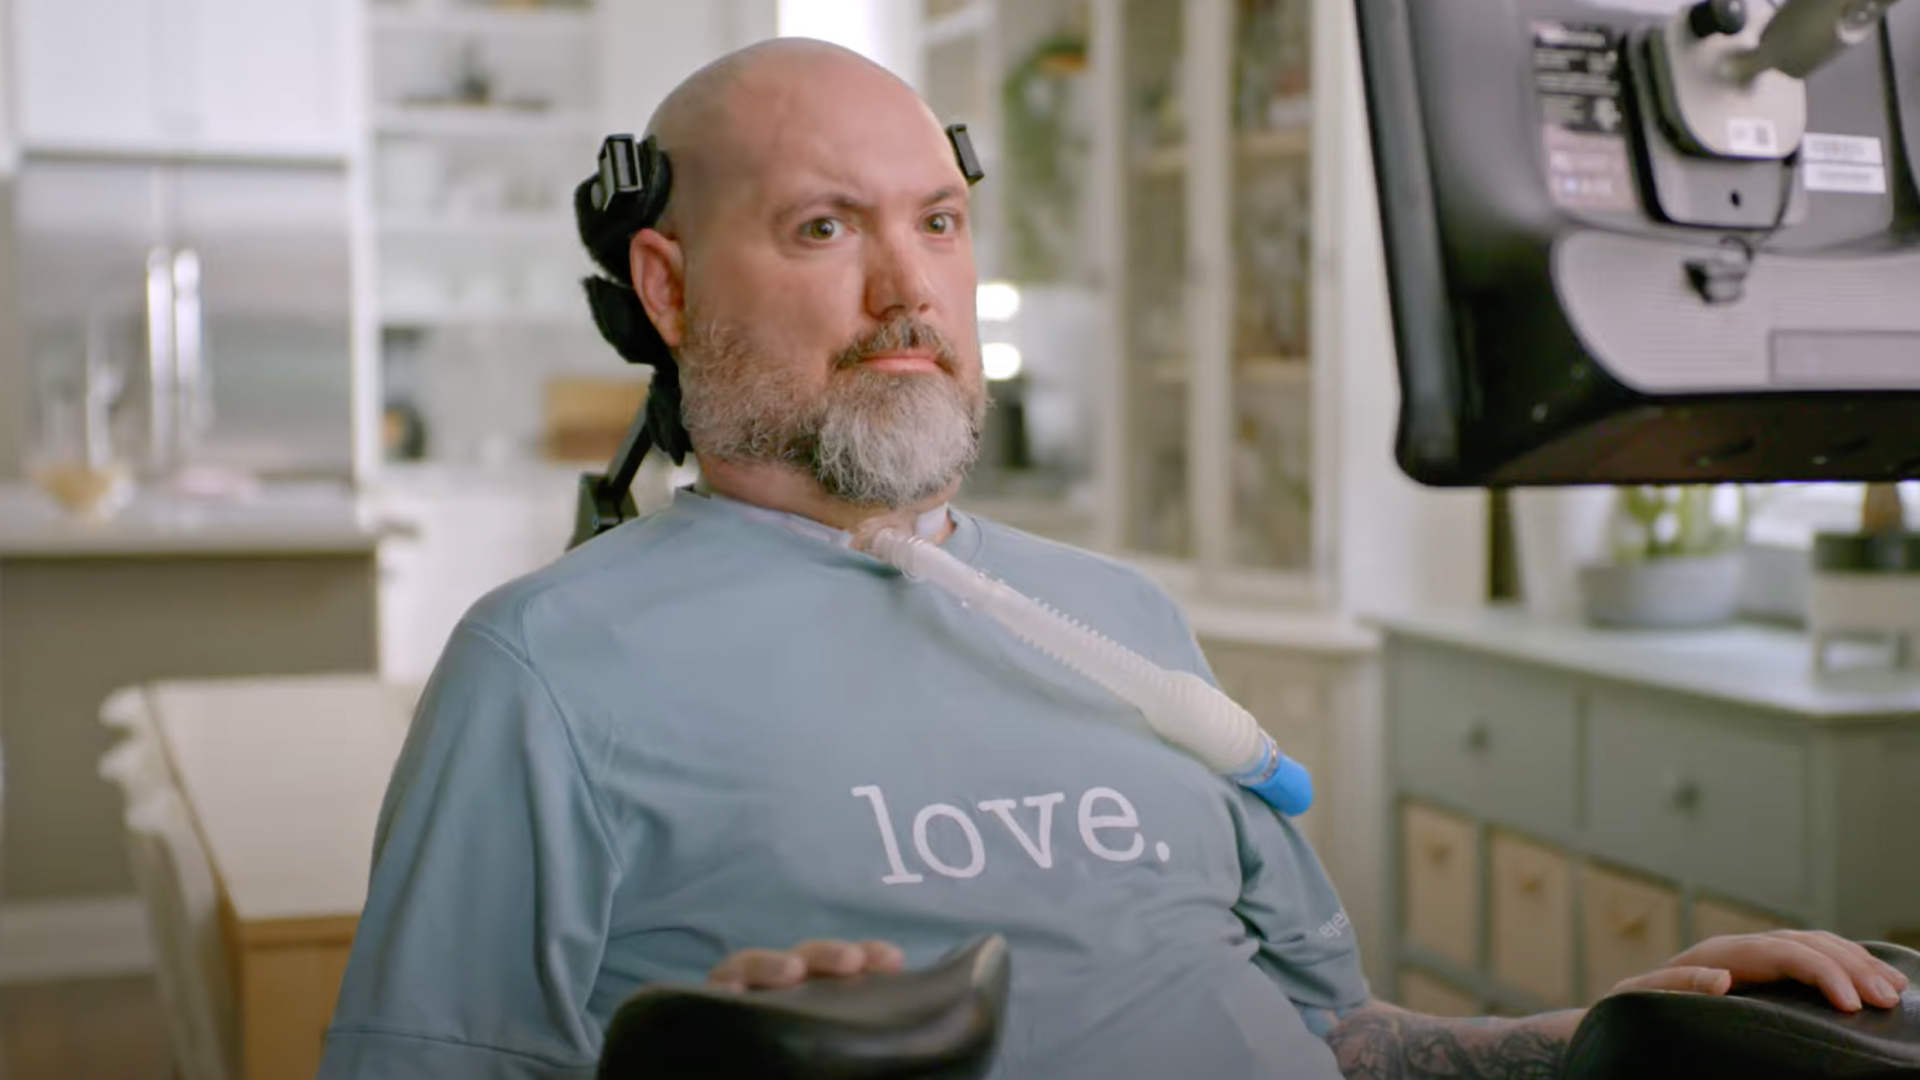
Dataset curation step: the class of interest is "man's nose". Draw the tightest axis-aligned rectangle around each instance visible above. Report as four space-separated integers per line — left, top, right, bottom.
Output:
863 229 938 320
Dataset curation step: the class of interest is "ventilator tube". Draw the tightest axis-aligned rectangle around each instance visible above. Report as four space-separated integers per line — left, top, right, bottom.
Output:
860 526 1313 816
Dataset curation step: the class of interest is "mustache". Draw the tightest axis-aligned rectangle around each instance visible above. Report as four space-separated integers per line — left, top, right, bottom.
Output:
832 316 960 373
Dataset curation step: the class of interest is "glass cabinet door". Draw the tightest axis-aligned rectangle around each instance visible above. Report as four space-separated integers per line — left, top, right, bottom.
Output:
1225 0 1315 573
1119 0 1192 558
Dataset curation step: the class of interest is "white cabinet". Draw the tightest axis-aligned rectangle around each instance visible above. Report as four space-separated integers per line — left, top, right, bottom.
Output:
372 467 577 683
369 457 689 682
365 1 604 331
12 0 355 159
1380 610 1920 1011
910 0 1489 619
12 0 164 153
1093 0 1322 601
1080 0 1488 617
190 0 357 157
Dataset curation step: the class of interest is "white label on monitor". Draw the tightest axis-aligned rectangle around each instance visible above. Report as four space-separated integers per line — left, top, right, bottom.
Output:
1727 117 1779 156
1804 163 1888 194
1802 133 1884 166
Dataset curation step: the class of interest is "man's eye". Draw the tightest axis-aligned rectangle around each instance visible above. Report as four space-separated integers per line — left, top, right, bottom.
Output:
926 212 958 235
803 218 841 241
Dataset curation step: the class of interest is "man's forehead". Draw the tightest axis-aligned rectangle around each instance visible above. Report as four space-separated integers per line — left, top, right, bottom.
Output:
715 69 961 204
751 131 961 206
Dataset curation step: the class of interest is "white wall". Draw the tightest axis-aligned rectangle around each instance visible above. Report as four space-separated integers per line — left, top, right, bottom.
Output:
0 0 22 478
776 0 922 87
0 0 15 177
1313 0 1488 990
1322 0 1487 622
599 0 779 132
600 0 931 133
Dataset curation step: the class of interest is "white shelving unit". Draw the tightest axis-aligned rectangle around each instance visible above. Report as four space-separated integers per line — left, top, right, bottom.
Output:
369 3 595 35
917 0 1006 275
915 0 1109 543
358 0 611 469
1090 0 1327 603
371 105 605 139
924 2 995 50
378 210 576 239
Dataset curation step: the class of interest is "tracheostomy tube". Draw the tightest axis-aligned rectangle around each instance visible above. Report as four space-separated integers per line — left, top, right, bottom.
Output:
858 525 1313 816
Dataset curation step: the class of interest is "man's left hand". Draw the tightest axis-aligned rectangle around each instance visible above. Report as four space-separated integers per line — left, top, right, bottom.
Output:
1610 930 1909 1012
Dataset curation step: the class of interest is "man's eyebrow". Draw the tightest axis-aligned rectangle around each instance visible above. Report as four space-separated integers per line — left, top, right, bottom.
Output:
773 192 869 222
772 186 969 223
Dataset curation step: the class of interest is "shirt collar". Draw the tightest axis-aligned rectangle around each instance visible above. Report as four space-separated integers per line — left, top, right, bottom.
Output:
688 483 951 548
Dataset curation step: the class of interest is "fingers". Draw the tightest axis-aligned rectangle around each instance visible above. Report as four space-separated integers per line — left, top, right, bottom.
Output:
708 948 808 991
1764 937 1863 1011
1805 932 1908 993
708 939 907 992
1667 932 1900 1012
790 939 875 977
1612 966 1732 996
859 938 908 974
1683 935 1860 1011
1776 931 1905 1009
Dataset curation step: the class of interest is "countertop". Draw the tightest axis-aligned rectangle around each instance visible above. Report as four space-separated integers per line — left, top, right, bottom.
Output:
0 481 395 557
149 673 419 934
1375 605 1920 721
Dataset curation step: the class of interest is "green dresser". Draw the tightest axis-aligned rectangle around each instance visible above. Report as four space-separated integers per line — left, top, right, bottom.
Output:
1379 607 1920 1017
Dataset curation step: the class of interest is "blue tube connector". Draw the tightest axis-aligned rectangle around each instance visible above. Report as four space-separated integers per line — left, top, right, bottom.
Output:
1228 737 1315 817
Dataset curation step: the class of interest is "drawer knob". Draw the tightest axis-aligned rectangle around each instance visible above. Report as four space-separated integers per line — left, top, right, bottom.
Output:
1607 904 1651 939
1463 721 1492 752
1421 837 1456 864
1517 868 1548 895
1667 777 1702 812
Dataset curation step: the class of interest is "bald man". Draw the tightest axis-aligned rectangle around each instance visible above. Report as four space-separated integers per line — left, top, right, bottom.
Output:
317 39 1907 1080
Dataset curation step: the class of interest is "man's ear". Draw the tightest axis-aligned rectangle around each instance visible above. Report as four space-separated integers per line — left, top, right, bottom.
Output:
630 228 687 347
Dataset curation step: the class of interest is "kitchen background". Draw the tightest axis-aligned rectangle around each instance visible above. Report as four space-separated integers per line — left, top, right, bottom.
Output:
0 0 1914 1075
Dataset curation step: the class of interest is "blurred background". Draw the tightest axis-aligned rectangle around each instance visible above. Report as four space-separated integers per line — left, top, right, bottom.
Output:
0 1 1913 1077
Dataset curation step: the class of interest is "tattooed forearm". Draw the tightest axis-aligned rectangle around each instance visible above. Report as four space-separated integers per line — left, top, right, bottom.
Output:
1324 1001 1580 1080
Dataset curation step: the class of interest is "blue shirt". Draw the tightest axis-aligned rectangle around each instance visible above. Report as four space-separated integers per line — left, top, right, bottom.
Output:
319 489 1368 1079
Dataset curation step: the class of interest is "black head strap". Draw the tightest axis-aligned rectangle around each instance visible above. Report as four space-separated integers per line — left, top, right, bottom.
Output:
947 123 985 186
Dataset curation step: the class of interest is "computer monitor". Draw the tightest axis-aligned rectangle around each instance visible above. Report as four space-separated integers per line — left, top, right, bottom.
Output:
1353 0 1920 486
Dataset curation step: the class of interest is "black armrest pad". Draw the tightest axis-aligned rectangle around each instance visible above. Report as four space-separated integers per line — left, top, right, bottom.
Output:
1563 941 1920 1080
597 933 1011 1080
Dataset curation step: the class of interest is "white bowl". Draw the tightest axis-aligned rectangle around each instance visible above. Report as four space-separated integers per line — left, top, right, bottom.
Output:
1578 552 1745 628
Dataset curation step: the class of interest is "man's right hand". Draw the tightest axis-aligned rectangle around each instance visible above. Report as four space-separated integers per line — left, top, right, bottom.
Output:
708 939 906 992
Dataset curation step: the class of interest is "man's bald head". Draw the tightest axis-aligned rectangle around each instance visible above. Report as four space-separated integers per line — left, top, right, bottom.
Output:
623 37 985 516
641 39 954 242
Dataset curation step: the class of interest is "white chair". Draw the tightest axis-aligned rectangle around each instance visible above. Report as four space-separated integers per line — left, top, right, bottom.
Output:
98 686 173 808
99 685 152 738
99 733 172 809
125 789 237 1080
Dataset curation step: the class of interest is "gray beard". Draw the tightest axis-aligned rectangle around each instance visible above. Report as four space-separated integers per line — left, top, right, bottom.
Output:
677 317 986 510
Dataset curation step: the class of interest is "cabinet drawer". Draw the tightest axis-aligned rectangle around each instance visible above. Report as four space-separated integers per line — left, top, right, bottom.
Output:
1490 831 1573 1007
1585 688 1808 913
1402 802 1479 969
1581 864 1680 1004
1399 968 1480 1017
1389 644 1580 835
1692 896 1797 944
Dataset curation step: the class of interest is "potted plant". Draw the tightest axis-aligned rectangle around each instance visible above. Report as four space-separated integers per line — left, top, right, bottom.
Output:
1577 485 1746 627
1806 482 1920 670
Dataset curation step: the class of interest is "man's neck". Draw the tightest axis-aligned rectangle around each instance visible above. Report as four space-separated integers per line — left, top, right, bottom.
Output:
694 457 958 544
